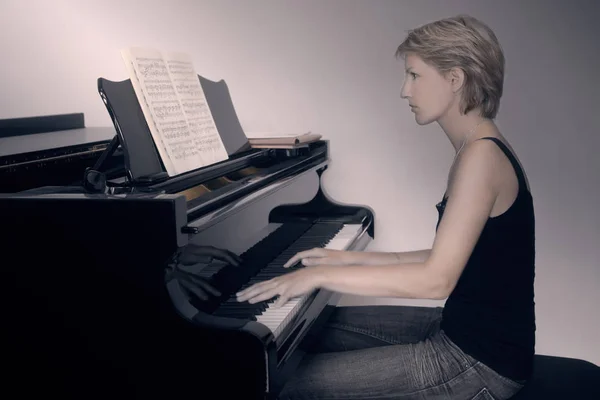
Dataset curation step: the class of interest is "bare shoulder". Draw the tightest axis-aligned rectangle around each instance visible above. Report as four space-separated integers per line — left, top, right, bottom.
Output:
447 139 504 199
451 136 531 217
489 136 531 192
473 136 531 192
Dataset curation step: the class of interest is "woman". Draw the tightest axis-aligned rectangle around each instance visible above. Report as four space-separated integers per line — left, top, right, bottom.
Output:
236 14 535 400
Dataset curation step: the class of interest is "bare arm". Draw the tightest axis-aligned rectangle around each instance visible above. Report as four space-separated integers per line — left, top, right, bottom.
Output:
347 249 431 266
236 141 503 305
314 141 500 300
317 262 443 299
282 246 430 268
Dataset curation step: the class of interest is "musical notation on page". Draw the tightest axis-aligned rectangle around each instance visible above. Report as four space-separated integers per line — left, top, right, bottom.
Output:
121 47 229 176
165 52 229 166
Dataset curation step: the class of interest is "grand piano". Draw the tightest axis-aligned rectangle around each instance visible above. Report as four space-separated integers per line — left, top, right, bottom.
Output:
0 75 375 400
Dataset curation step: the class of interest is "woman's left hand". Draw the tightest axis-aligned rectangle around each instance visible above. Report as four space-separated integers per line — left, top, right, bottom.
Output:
236 267 326 308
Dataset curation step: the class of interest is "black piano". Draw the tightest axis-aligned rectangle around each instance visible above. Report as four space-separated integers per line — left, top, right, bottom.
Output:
0 77 375 399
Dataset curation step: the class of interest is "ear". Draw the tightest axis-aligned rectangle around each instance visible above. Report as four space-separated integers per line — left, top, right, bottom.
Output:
447 67 465 93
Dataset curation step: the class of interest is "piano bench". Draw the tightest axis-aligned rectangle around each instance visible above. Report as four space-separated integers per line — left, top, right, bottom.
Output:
509 354 600 399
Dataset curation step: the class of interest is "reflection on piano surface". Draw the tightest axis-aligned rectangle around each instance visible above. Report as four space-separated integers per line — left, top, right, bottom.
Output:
0 124 375 399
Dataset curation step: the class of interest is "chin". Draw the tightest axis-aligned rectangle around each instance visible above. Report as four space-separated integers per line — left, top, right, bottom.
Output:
414 113 437 126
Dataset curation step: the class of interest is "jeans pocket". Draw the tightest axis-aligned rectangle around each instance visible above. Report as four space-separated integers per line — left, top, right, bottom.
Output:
475 360 525 391
471 387 496 400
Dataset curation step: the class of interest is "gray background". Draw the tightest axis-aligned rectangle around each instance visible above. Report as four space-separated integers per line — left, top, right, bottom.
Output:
1 0 598 365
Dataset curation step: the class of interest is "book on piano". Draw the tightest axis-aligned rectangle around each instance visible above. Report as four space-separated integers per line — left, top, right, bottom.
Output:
246 131 322 149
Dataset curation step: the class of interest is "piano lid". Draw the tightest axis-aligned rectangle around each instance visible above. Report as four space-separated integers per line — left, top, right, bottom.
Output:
0 126 115 158
0 112 120 194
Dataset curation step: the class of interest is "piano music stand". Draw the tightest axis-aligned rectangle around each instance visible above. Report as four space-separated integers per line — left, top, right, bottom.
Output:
89 74 251 192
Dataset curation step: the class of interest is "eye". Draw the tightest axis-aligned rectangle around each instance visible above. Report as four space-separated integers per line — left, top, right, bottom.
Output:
410 72 417 80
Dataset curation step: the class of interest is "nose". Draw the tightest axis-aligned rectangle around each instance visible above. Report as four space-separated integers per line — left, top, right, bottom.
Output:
400 79 410 99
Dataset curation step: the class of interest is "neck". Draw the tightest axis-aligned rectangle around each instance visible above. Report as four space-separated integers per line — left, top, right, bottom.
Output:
437 107 491 153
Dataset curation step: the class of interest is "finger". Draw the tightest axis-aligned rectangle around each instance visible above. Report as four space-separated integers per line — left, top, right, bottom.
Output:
273 294 290 309
237 278 273 295
185 244 210 255
302 257 344 266
218 251 239 266
198 245 218 256
301 257 328 266
205 247 242 267
186 245 220 258
283 248 325 268
200 246 229 260
229 251 243 265
237 279 282 302
236 279 277 299
246 288 281 304
236 287 278 304
283 250 314 268
226 251 243 266
283 255 301 269
183 268 212 281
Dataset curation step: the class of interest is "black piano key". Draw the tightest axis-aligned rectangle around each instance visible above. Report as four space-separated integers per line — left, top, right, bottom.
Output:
211 222 345 323
185 222 314 314
207 222 313 296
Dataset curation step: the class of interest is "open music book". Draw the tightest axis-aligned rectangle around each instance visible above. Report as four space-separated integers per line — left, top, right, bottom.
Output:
121 47 229 176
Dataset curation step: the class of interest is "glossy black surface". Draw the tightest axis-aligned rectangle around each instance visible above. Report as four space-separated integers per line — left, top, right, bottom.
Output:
0 112 85 138
0 138 375 399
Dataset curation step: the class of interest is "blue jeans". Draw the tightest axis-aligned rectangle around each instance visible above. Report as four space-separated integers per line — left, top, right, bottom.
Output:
278 305 525 400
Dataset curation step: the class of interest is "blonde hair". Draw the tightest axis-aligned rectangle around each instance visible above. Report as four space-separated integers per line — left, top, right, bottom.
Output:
395 14 505 119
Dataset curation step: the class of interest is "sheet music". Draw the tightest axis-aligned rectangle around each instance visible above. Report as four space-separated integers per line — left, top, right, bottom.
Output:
164 52 229 166
121 47 206 176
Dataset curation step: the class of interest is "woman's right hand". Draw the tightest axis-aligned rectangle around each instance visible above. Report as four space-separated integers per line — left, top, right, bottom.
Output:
283 248 356 268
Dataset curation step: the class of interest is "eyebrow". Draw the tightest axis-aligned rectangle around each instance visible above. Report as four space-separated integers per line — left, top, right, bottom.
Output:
405 67 414 73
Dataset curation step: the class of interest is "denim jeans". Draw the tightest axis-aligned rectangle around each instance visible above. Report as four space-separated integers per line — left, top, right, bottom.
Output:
278 305 525 400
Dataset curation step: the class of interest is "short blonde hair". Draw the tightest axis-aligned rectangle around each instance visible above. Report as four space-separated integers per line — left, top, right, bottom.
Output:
395 14 505 119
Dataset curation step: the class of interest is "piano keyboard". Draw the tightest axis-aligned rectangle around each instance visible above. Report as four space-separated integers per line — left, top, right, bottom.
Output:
211 223 363 338
253 224 362 337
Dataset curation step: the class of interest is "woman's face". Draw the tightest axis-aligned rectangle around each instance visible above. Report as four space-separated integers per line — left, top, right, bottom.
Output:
401 53 456 125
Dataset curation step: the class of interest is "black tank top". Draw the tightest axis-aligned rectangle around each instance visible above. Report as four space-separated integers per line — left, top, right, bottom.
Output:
436 137 536 381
